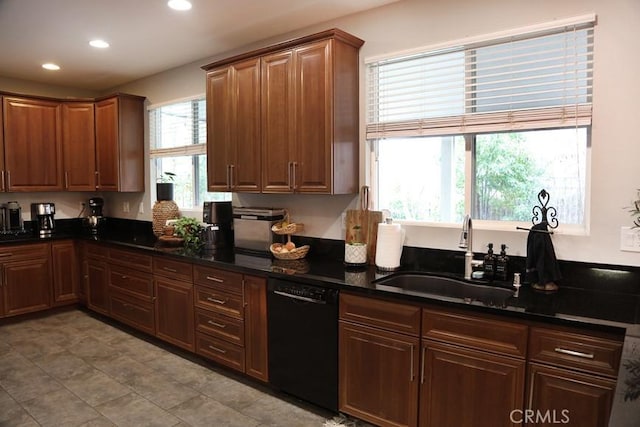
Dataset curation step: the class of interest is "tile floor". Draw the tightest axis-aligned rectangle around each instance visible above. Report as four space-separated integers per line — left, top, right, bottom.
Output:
0 309 340 427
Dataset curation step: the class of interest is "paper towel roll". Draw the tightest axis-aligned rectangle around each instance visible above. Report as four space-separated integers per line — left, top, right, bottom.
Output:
375 221 405 270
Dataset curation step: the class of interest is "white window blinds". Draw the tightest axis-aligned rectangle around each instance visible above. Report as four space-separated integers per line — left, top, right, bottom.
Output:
366 17 595 139
149 97 206 158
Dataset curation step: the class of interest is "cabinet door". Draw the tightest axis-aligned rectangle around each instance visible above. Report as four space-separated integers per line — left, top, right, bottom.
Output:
206 67 233 191
526 363 615 427
261 50 296 193
3 97 63 191
420 341 525 427
294 40 332 193
94 95 144 192
339 321 420 427
51 240 79 305
244 275 268 381
154 277 195 351
231 58 261 192
86 258 109 315
94 97 119 191
62 102 96 190
2 258 51 316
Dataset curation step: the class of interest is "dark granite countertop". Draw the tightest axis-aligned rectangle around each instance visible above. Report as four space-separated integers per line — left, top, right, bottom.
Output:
3 218 639 333
79 234 639 334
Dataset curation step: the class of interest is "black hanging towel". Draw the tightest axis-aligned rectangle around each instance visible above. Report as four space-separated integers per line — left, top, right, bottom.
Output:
522 190 562 292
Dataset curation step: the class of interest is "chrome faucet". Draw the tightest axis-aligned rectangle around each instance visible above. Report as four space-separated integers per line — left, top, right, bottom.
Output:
459 214 482 280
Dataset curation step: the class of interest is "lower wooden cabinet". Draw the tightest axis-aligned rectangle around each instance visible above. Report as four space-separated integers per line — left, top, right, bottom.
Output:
154 276 194 351
244 275 269 382
109 289 155 335
51 240 79 305
525 327 622 427
0 243 51 318
196 331 245 372
526 363 616 427
339 322 420 427
339 292 422 427
83 242 110 315
420 341 525 427
2 257 51 317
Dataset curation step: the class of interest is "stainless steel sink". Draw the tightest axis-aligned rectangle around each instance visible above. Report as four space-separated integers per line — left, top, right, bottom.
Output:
373 272 515 306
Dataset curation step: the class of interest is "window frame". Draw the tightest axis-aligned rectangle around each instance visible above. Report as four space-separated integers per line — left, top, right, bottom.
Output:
148 94 225 214
366 15 595 234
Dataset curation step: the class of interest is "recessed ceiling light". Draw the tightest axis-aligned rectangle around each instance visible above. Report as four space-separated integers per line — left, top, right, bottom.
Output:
168 0 192 11
42 63 60 71
89 39 110 49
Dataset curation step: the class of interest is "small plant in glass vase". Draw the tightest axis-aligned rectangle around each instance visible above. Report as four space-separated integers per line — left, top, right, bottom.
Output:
628 189 640 228
345 224 367 266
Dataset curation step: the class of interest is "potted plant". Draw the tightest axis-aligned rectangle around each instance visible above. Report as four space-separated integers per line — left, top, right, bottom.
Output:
174 217 204 253
156 171 176 201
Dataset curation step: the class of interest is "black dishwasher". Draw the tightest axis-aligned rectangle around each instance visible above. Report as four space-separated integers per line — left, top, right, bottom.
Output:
267 278 339 412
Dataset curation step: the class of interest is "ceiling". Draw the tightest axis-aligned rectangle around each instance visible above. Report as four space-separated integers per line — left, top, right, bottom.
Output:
0 0 397 92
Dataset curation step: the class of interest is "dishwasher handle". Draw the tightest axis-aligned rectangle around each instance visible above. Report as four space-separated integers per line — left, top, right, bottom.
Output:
273 290 327 304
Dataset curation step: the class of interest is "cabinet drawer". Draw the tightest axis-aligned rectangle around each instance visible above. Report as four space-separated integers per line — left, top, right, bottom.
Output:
194 265 243 295
423 308 528 358
153 257 193 282
196 332 245 372
109 290 155 335
0 242 49 261
529 327 622 378
109 266 153 299
195 308 244 346
110 247 152 272
85 242 109 259
194 286 244 319
339 292 421 336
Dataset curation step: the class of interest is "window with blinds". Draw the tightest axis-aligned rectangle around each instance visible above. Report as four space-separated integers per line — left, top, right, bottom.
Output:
366 19 594 138
149 96 230 209
367 16 594 226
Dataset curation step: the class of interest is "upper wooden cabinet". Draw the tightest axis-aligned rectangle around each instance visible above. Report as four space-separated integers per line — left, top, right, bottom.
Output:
203 29 364 194
206 58 261 192
2 96 64 191
62 101 96 191
95 94 145 192
0 92 145 193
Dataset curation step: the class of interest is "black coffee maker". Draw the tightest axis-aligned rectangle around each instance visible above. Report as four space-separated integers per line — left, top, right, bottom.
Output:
86 197 105 234
202 201 234 251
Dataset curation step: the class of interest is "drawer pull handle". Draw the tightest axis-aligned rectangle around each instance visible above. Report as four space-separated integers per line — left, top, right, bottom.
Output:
121 275 128 280
554 347 595 360
206 276 224 283
208 345 227 354
0 253 13 257
163 267 178 273
206 297 228 305
207 320 226 328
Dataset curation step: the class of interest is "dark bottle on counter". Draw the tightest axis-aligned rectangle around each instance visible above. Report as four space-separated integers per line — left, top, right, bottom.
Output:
483 243 496 281
495 244 509 281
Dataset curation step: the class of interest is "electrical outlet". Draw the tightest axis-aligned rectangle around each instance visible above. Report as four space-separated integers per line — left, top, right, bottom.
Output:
341 212 347 229
138 202 144 214
620 226 640 252
122 202 130 213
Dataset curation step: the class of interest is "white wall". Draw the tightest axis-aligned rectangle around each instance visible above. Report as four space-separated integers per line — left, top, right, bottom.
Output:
2 0 639 267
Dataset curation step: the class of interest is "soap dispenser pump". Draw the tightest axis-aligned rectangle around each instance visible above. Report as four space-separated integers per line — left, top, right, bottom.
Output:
483 243 496 281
